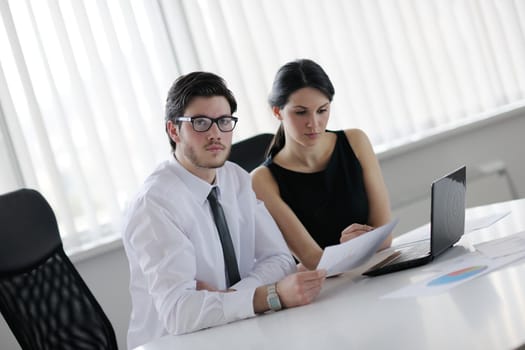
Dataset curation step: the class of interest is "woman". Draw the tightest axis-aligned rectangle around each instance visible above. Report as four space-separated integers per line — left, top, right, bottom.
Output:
251 59 392 270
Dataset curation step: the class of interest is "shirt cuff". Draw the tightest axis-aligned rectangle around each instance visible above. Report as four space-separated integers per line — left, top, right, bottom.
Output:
223 287 256 320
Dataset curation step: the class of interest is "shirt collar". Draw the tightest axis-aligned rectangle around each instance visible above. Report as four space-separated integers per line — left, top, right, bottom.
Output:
169 156 223 205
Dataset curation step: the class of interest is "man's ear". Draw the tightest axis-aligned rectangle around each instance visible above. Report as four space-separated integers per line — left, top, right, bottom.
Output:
272 106 283 121
166 120 181 143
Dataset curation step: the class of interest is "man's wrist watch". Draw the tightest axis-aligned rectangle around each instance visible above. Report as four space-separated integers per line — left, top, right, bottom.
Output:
266 283 282 311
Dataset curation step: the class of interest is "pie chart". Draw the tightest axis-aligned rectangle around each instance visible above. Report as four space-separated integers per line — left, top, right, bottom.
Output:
427 265 488 286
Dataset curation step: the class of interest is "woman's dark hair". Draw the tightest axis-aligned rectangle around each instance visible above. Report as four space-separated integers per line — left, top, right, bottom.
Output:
266 59 335 158
165 71 237 152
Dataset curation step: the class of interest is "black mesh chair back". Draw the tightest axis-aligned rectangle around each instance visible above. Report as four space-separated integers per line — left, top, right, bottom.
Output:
228 133 274 172
0 188 118 350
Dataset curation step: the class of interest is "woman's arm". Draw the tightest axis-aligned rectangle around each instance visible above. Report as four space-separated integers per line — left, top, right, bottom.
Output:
251 166 324 270
345 128 393 249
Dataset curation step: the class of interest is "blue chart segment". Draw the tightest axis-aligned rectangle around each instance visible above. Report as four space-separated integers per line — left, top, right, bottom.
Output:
428 265 488 286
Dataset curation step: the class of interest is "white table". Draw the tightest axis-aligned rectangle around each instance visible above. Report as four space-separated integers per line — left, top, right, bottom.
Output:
136 199 525 350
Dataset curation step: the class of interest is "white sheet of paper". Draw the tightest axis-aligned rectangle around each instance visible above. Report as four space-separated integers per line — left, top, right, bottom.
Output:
465 211 511 233
317 219 399 277
381 250 525 299
392 211 511 248
475 230 525 258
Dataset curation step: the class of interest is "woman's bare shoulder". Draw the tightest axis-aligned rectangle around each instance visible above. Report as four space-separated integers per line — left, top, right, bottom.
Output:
343 128 369 141
251 165 281 199
251 164 272 180
342 128 374 159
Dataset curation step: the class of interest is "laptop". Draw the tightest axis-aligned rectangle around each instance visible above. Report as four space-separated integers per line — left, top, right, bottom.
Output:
363 165 466 277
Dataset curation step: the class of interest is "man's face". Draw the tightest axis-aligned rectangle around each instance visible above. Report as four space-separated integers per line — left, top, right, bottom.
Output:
168 96 234 182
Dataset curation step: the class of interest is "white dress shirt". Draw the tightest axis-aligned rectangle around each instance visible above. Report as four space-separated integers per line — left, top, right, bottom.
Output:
122 157 295 349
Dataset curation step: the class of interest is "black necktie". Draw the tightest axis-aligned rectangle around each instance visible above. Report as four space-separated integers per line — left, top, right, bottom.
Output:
207 187 241 287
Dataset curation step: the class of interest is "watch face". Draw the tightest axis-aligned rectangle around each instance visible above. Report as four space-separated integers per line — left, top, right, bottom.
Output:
269 295 280 309
267 284 282 311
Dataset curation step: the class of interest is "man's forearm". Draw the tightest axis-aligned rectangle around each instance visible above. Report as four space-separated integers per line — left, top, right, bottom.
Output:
253 285 272 313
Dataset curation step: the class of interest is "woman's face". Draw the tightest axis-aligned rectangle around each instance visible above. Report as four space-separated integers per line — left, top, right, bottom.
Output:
274 87 331 146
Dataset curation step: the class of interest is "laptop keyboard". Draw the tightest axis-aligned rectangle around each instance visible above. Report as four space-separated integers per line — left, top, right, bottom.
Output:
391 242 430 263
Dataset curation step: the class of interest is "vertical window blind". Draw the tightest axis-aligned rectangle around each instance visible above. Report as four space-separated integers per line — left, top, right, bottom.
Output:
1 0 524 251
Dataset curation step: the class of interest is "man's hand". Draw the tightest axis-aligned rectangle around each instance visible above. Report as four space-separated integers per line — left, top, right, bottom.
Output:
340 223 374 243
276 270 327 308
196 280 218 291
296 263 309 272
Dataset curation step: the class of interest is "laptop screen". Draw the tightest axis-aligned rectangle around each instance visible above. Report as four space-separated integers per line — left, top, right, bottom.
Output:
430 166 466 256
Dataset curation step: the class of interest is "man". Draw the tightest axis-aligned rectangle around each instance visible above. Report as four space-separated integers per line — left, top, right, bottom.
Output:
122 72 326 349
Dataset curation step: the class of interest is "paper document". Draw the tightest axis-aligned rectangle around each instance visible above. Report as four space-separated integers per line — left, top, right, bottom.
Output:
381 250 525 299
475 230 525 258
465 211 510 233
317 219 399 277
393 211 511 248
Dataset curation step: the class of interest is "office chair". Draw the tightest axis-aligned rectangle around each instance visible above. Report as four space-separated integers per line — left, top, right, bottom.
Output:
228 133 274 172
0 188 118 350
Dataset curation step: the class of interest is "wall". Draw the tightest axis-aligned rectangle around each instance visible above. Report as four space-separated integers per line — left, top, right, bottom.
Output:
381 107 524 234
0 108 21 193
1 109 524 349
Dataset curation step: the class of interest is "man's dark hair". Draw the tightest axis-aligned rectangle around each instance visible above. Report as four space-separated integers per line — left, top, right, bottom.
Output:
165 72 237 151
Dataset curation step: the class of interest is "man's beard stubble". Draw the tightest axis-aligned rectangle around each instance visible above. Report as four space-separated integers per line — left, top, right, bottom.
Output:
184 142 231 169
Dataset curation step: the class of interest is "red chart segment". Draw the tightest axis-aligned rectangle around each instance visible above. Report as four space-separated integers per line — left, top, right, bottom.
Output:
427 265 488 286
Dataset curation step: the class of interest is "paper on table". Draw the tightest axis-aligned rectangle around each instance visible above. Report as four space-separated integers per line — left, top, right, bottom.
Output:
393 211 512 248
475 230 525 258
317 218 399 277
381 250 525 299
465 211 511 233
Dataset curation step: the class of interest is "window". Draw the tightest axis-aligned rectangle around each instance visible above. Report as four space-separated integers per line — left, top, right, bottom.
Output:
1 0 524 251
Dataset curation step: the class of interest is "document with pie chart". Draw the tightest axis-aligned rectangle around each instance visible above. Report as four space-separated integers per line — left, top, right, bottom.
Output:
381 249 525 299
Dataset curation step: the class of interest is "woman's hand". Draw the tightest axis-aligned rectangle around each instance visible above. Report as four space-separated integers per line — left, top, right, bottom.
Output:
340 223 374 243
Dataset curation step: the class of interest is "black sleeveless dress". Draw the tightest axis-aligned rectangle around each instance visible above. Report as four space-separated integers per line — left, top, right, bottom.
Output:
264 130 369 248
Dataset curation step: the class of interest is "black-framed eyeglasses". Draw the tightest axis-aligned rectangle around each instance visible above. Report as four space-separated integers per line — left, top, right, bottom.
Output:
175 115 238 132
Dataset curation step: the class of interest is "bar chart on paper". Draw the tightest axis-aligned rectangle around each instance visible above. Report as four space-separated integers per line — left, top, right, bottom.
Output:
381 252 525 299
427 265 488 286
